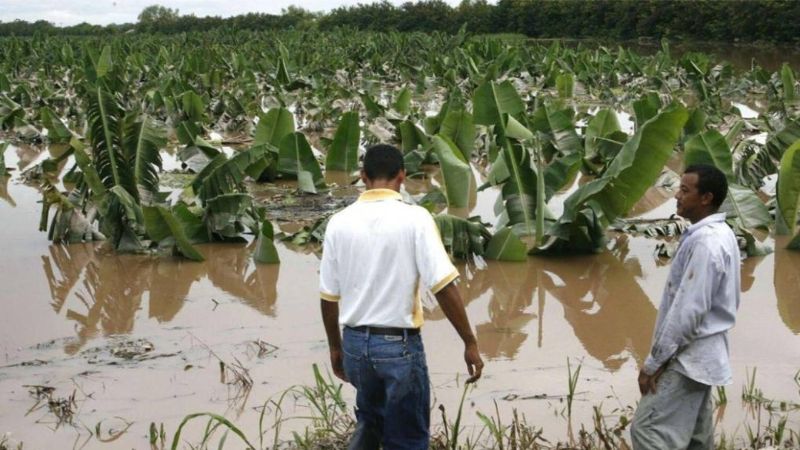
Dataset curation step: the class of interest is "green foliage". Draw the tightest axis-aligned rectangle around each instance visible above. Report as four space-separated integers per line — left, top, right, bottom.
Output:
432 135 472 209
777 140 800 247
325 111 360 172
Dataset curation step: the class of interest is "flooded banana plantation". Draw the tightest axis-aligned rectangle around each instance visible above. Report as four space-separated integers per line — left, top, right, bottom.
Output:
1 30 800 449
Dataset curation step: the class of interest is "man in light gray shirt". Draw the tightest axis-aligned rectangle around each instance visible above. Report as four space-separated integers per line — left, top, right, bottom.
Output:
632 164 741 449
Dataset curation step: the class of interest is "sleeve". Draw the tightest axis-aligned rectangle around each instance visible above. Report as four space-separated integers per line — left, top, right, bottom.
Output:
643 242 718 374
415 210 459 294
319 224 340 302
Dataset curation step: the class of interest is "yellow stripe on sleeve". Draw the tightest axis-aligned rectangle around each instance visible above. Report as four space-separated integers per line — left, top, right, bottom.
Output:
320 292 341 302
431 270 459 294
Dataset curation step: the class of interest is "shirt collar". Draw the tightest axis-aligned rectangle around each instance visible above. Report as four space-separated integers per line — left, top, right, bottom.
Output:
357 188 402 202
684 212 727 238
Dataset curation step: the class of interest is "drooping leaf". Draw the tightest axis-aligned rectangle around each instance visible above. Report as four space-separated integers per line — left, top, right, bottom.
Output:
473 80 525 127
254 221 280 264
0 141 8 177
720 184 771 230
684 130 734 181
500 141 538 237
95 45 113 79
181 91 206 122
432 135 472 209
440 109 475 161
531 103 582 157
393 87 412 115
40 107 72 143
556 72 574 99
593 102 689 221
254 107 295 147
325 111 360 172
777 140 800 237
485 227 527 261
278 132 325 194
781 63 797 102
632 93 662 130
193 144 274 202
143 205 205 261
398 120 429 153
683 108 707 139
124 114 166 202
433 214 491 260
585 109 620 158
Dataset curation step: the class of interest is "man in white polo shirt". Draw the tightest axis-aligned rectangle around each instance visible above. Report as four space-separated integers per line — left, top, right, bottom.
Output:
320 144 483 450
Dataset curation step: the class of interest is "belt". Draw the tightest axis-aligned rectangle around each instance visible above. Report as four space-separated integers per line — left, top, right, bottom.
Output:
346 325 420 336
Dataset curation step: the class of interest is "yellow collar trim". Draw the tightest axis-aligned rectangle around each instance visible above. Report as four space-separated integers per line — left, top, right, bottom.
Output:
357 189 402 202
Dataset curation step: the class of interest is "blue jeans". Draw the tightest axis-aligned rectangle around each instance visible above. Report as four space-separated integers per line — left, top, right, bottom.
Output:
342 327 430 450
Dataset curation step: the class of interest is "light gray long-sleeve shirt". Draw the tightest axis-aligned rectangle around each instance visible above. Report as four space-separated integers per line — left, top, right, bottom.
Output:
643 212 741 386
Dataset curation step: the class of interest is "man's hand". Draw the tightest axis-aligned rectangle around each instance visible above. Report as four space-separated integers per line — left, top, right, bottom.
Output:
329 347 348 382
464 342 483 384
638 364 668 395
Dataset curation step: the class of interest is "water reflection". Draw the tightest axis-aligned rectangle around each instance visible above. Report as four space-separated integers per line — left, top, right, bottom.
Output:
41 242 280 353
541 237 657 370
774 239 800 334
434 236 657 369
0 175 15 206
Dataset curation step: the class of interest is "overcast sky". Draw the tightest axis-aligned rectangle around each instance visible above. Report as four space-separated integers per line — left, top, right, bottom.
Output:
0 0 474 26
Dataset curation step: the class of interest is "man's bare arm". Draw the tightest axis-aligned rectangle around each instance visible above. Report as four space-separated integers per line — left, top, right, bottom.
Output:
434 282 483 383
320 299 347 382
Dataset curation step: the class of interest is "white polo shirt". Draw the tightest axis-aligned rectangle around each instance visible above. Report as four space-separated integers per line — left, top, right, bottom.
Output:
319 188 459 329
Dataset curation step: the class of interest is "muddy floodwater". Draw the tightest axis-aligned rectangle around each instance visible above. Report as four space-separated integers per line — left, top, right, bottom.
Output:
1 142 800 449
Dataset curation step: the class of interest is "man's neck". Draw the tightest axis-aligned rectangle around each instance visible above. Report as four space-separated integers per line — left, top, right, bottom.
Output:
365 179 401 192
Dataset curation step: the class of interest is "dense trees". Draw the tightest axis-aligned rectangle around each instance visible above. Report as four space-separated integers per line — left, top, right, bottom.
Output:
0 0 798 43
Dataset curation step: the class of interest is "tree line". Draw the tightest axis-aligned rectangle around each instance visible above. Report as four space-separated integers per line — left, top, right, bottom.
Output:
1 0 798 43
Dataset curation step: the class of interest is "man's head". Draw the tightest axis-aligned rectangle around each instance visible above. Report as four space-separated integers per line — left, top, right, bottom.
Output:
361 144 405 190
675 164 728 223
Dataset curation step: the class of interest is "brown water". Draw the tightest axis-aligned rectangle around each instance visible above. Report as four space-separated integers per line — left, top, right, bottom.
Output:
1 143 799 448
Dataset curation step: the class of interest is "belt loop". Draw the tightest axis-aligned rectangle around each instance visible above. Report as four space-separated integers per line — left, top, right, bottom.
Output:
403 328 408 342
365 326 371 340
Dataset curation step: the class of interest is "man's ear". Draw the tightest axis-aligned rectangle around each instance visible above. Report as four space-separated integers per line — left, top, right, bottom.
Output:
701 191 715 207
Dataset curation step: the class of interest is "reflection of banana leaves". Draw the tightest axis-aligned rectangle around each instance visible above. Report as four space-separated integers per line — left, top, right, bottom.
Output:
540 248 657 370
775 240 800 333
254 222 280 264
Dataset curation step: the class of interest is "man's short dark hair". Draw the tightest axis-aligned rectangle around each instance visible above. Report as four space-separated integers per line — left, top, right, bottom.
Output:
684 164 728 209
363 144 404 181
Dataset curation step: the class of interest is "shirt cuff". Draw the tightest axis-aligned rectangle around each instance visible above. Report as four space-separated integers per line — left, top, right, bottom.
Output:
320 292 340 302
643 354 663 376
431 270 459 294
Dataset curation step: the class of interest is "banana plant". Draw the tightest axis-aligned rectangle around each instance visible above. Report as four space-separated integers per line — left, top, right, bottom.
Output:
777 140 800 249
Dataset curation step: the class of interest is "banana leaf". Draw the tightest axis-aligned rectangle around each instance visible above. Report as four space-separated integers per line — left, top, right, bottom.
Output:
584 109 620 159
781 63 797 102
106 185 145 252
432 135 472 209
124 114 166 202
777 140 800 241
205 193 254 240
325 111 360 172
278 132 325 194
193 144 274 202
254 107 295 147
556 72 574 99
398 120 429 153
683 108 707 139
40 107 72 143
632 92 662 130
473 80 525 128
95 45 113 79
393 87 412 115
143 205 205 261
720 184 771 230
592 103 689 221
485 227 527 261
499 140 538 237
684 130 734 181
531 103 582 157
433 214 491 260
254 221 280 264
439 109 475 161
181 91 206 122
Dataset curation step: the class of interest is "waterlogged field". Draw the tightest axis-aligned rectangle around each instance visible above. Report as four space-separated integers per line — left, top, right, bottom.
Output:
1 30 800 448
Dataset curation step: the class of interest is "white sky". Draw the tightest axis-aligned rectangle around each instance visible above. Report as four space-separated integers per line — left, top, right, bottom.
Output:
0 0 473 26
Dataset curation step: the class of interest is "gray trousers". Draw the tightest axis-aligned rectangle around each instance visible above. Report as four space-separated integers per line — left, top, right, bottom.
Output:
631 368 714 450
